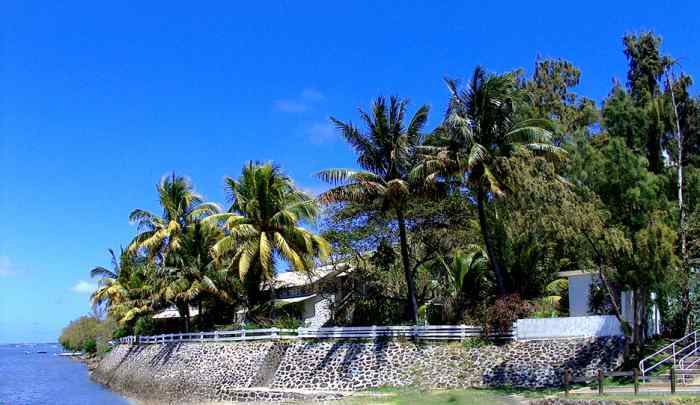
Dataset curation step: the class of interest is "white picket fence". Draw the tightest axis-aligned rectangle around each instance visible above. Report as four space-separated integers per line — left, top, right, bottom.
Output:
115 324 511 345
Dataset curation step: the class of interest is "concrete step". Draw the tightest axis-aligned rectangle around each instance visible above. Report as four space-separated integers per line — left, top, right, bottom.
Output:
219 387 348 402
676 368 700 374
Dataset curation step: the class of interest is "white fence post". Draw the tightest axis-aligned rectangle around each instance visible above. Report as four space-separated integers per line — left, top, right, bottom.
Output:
271 327 278 339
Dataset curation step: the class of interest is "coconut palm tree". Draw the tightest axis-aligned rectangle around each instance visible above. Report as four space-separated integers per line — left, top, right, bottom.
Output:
415 67 565 296
205 162 329 308
90 249 128 313
127 173 220 263
90 249 154 326
317 96 430 323
149 221 229 331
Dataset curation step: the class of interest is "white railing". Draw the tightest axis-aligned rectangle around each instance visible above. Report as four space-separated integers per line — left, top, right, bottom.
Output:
639 329 699 376
115 324 508 345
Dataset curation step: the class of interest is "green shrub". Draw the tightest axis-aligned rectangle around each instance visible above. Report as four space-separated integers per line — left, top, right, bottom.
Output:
82 338 97 353
133 316 156 336
462 337 490 349
350 298 405 325
273 316 302 329
243 322 264 329
112 326 131 339
95 317 118 354
59 316 100 352
60 315 119 354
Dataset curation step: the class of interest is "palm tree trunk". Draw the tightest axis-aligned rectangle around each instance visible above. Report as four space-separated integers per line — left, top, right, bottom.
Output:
198 300 203 330
178 302 191 333
269 278 277 320
396 208 419 324
476 186 507 297
633 289 641 354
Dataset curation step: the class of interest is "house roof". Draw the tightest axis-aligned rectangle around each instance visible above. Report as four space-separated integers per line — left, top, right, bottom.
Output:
153 305 200 319
272 294 317 305
557 270 593 278
270 263 351 289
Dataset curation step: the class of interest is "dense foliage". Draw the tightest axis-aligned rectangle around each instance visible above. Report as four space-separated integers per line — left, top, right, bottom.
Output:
59 315 116 354
70 32 698 362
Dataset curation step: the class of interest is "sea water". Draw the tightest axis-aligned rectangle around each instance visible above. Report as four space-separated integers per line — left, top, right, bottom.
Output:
0 343 130 405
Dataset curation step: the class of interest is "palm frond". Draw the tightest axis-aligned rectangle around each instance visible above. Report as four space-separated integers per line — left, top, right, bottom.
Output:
274 232 305 271
524 143 568 160
482 166 505 196
468 143 490 170
90 266 117 279
505 126 553 144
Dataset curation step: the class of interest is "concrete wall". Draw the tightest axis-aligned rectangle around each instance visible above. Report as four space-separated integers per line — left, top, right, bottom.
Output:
516 315 623 340
93 337 624 403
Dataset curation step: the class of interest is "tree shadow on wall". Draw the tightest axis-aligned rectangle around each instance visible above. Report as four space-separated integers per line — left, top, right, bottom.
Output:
314 341 346 372
101 344 146 386
557 337 625 378
114 344 146 369
311 338 395 382
149 342 182 367
480 337 625 388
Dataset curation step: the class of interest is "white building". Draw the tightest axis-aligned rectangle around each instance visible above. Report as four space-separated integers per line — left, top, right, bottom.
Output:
267 263 353 328
557 270 662 336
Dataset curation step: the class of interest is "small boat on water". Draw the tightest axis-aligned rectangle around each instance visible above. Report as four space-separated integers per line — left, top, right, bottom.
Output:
55 352 82 357
36 350 48 354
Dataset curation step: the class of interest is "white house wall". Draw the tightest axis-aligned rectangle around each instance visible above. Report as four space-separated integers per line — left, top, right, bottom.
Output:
568 273 594 316
302 296 334 328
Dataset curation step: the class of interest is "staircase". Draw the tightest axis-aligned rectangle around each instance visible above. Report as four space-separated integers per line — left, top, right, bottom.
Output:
678 351 700 384
640 329 699 385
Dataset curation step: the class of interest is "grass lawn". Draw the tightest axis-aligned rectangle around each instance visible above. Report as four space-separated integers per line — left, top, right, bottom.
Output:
567 394 700 404
334 386 700 405
337 387 522 405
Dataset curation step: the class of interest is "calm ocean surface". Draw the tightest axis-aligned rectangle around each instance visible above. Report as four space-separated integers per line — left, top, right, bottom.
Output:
0 343 130 405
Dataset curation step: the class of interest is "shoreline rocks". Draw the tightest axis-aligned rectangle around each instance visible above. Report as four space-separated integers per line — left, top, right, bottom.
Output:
71 353 102 371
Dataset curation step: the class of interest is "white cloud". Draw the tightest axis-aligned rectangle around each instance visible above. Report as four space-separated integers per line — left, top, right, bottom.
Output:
274 88 325 113
274 99 311 113
300 88 324 102
306 121 336 144
0 256 15 277
71 280 97 294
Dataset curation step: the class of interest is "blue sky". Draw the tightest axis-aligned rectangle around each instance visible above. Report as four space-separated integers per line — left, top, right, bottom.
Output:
1 1 699 343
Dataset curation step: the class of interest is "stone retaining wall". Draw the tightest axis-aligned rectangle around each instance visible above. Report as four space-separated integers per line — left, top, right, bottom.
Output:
93 337 624 403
